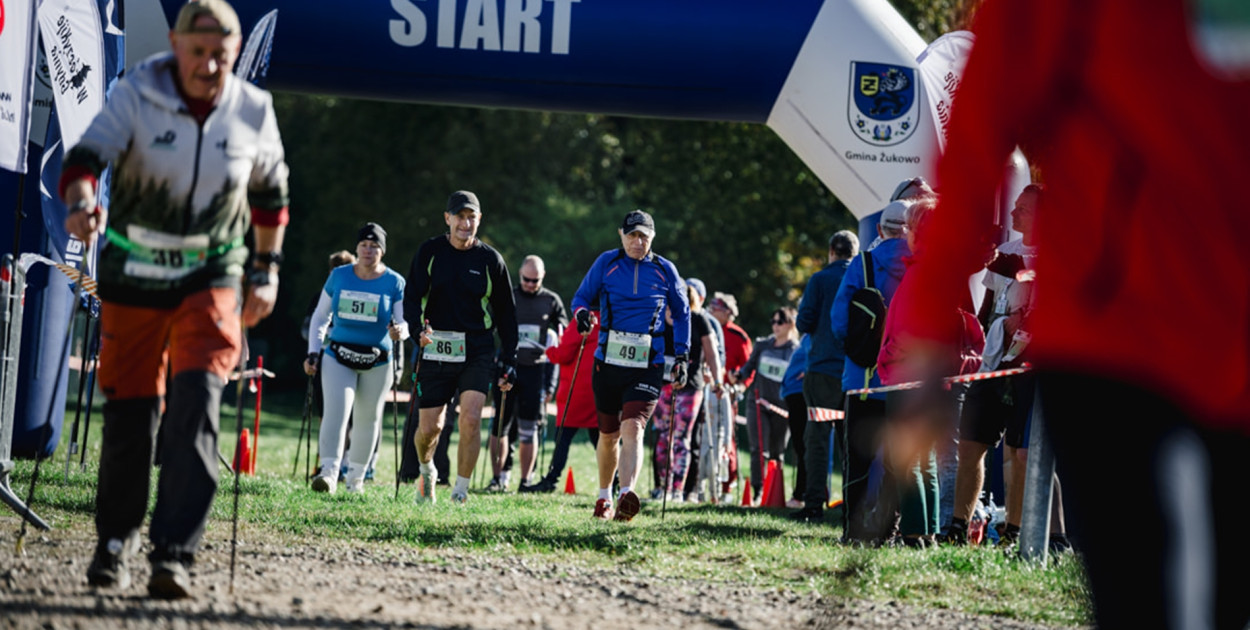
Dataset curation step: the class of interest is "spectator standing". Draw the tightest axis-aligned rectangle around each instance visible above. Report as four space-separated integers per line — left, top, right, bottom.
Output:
708 292 751 499
780 335 811 508
830 202 912 537
736 307 799 502
791 230 858 522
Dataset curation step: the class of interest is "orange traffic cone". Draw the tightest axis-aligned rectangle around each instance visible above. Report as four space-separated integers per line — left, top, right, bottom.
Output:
740 477 752 506
564 468 576 495
760 460 786 508
233 428 254 475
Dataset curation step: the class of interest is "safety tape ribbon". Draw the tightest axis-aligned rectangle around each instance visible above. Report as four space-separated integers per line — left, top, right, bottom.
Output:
808 407 844 422
845 364 1033 397
758 398 790 419
19 253 99 298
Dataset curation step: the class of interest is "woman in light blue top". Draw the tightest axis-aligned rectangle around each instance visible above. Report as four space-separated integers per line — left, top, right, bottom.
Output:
304 223 408 493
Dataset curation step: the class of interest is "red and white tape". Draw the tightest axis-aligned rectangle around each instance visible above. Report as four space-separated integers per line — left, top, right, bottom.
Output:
808 407 844 422
845 365 1033 397
758 398 790 419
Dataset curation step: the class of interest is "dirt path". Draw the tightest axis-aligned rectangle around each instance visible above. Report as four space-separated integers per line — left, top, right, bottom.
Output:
0 524 1069 629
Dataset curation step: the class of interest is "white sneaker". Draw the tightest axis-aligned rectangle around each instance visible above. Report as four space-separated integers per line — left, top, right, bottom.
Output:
312 471 338 494
344 478 365 493
450 489 468 504
415 473 437 504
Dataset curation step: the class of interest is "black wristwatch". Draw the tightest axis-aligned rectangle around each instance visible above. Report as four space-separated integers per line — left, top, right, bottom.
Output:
253 251 283 269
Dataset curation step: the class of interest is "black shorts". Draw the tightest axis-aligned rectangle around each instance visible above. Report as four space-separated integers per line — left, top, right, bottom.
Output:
491 363 547 437
959 373 1035 449
591 359 664 416
416 345 495 409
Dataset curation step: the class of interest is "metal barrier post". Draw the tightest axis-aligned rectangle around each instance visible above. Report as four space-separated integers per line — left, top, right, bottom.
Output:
1019 380 1054 563
0 254 51 529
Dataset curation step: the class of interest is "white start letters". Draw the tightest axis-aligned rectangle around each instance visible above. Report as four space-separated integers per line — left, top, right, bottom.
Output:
389 0 580 54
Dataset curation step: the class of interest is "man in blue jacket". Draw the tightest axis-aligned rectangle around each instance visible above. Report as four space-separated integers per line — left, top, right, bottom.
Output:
830 199 912 541
793 230 858 522
570 210 691 521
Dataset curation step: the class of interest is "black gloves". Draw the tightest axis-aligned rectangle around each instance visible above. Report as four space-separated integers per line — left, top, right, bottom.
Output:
575 309 594 334
671 354 689 389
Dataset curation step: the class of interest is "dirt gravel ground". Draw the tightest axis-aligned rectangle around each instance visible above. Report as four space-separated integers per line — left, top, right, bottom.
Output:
0 524 1073 630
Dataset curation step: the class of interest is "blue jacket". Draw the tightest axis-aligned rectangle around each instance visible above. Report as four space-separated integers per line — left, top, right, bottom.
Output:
780 334 810 399
796 259 850 377
571 249 690 366
831 237 911 397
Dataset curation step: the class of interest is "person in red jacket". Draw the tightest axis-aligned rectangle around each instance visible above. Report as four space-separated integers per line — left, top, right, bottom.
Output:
520 312 602 493
895 0 1250 627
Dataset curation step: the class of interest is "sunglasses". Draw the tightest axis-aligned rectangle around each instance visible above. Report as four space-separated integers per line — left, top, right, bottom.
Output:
521 276 541 284
771 318 790 325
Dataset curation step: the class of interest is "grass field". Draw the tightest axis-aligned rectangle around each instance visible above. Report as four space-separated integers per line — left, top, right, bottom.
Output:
4 386 1092 627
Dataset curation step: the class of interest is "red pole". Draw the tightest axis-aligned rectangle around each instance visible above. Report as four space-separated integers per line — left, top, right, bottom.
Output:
252 355 263 474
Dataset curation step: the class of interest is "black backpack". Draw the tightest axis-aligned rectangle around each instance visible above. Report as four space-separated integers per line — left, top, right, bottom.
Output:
844 250 887 367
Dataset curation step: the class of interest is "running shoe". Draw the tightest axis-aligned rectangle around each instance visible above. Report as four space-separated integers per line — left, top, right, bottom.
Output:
451 489 468 504
592 499 614 520
147 559 192 600
613 491 641 522
415 473 436 504
485 476 506 493
86 539 132 589
311 472 337 494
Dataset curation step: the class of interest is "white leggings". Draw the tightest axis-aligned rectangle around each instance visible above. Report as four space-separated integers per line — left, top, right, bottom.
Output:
318 355 394 481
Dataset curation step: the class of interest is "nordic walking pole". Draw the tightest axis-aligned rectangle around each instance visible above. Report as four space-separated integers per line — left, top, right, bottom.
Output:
390 341 403 500
229 326 249 595
15 241 90 550
78 322 101 470
293 373 314 478
550 335 587 481
401 344 423 499
661 379 679 521
64 312 94 481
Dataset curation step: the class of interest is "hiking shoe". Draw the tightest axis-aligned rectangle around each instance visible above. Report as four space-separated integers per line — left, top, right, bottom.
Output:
613 491 641 522
415 474 436 504
450 489 468 504
485 476 506 493
86 538 132 589
147 559 192 600
592 499 614 520
789 507 824 523
1048 533 1073 554
519 478 557 494
940 527 965 547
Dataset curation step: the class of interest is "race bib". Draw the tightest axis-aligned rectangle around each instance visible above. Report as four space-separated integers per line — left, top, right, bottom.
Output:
759 355 788 383
121 226 210 280
604 330 651 369
338 290 381 322
518 323 543 349
424 330 467 363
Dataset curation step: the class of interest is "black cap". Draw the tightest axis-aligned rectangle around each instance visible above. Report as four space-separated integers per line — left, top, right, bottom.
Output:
620 210 655 237
357 222 387 252
447 190 481 214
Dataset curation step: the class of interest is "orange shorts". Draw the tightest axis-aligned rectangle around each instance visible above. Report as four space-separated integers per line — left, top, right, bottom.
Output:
98 287 241 400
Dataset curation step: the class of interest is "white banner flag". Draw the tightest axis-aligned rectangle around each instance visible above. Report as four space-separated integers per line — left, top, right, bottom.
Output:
0 0 40 173
916 30 974 154
37 0 105 150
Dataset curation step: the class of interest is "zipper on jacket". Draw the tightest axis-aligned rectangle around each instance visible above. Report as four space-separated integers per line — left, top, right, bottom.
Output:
183 121 205 234
632 259 639 294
